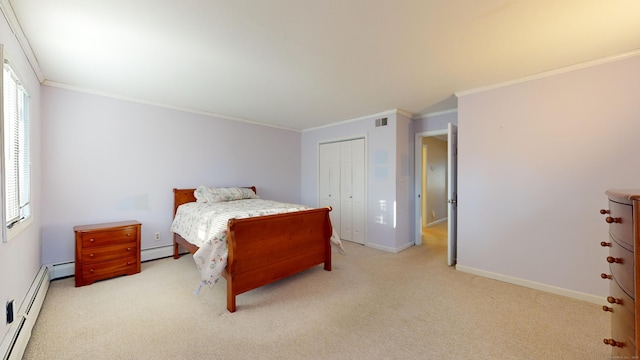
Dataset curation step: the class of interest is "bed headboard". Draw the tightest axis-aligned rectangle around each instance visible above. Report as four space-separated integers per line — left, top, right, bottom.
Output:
172 187 257 216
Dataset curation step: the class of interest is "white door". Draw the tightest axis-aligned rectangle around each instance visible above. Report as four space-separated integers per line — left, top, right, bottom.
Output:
351 138 365 244
339 138 365 244
319 143 341 236
447 123 458 266
340 141 353 241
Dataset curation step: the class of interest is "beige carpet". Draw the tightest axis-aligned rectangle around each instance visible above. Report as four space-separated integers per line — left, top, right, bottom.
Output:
24 226 610 359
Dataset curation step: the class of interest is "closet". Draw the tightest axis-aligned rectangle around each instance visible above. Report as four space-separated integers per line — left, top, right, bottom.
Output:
319 138 365 244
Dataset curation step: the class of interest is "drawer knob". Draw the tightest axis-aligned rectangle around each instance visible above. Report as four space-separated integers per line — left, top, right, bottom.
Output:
600 241 612 247
601 273 612 280
607 256 623 264
89 253 94 257
89 238 95 242
600 209 610 214
603 338 624 347
127 247 132 251
126 233 132 237
607 296 622 305
606 216 622 224
89 268 95 273
602 306 613 312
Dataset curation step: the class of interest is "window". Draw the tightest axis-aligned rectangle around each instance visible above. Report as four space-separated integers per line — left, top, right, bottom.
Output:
2 59 31 242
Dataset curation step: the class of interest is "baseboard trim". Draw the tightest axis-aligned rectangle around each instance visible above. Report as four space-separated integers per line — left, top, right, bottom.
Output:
0 265 49 360
367 241 414 254
456 264 605 305
48 244 177 280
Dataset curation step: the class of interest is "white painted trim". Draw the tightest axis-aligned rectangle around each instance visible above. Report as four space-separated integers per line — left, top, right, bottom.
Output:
424 217 447 227
413 108 458 120
302 109 409 132
456 265 606 305
414 129 448 246
47 245 178 280
456 49 640 98
366 241 413 254
43 81 301 132
0 1 45 82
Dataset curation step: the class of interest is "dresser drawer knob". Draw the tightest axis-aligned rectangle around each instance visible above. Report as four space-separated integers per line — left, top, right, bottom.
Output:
607 296 622 305
603 338 624 347
607 256 623 264
600 241 612 247
89 268 95 273
600 209 610 214
602 306 614 312
601 273 612 280
127 247 132 251
89 253 94 258
89 238 95 242
126 233 132 237
606 216 622 224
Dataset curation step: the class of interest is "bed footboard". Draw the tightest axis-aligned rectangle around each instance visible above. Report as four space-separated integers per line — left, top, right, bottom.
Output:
225 207 333 312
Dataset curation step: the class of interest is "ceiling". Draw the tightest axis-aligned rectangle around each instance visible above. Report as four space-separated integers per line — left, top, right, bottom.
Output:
6 0 640 130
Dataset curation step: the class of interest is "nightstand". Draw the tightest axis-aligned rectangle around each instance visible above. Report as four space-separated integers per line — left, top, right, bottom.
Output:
74 220 141 287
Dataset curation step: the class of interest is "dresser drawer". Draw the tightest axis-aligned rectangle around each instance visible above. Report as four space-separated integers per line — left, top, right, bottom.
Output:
81 242 138 264
610 237 635 298
81 256 139 283
75 220 141 287
610 280 635 350
608 200 633 250
80 225 139 248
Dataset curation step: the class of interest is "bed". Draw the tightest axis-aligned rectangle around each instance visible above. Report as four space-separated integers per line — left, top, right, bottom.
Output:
170 186 342 312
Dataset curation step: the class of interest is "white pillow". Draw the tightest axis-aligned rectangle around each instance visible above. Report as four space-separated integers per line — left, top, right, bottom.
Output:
194 186 258 203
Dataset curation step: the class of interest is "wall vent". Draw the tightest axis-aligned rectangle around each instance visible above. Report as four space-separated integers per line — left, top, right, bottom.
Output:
375 117 388 127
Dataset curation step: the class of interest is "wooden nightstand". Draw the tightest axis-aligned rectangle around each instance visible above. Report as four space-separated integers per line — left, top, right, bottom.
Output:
74 220 141 287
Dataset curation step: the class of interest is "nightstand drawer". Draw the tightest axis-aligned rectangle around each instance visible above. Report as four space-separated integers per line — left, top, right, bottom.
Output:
81 242 138 264
80 226 139 248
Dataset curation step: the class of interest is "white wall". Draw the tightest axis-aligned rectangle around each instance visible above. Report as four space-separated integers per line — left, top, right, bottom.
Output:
0 11 42 344
41 86 302 265
301 111 404 251
457 52 640 298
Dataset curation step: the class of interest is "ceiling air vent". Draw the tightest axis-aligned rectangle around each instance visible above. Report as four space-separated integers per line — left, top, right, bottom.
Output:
375 117 388 127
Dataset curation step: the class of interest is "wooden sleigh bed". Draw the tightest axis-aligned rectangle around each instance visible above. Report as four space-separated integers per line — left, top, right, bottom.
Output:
172 187 334 312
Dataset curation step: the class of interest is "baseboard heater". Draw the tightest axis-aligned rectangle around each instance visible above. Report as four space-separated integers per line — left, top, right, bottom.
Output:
0 265 50 360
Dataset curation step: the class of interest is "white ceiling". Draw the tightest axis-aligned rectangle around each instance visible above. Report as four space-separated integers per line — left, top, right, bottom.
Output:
6 0 640 130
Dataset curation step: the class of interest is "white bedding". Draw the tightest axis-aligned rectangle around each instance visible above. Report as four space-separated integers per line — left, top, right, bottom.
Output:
170 198 344 292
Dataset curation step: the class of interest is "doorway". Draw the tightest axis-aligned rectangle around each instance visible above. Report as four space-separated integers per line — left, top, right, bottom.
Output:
414 125 457 265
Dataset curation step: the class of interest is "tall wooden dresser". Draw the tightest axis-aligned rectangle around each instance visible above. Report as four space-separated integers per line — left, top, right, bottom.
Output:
601 190 640 356
74 220 141 287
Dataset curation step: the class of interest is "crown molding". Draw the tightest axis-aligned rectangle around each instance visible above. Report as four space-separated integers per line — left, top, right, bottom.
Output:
43 80 301 132
0 0 44 82
456 49 640 98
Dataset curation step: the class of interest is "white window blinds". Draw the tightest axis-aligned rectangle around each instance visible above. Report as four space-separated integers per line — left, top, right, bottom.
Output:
3 60 31 230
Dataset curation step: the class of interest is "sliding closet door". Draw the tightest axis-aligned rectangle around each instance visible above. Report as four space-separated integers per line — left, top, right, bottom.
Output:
319 142 341 237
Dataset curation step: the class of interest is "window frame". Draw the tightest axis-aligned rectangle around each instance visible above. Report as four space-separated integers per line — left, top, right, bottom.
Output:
1 53 32 243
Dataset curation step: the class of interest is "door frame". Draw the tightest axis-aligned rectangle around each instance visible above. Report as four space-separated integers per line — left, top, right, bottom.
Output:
414 129 448 246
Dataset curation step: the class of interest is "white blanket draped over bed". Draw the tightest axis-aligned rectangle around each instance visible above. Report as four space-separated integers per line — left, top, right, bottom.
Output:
170 198 345 293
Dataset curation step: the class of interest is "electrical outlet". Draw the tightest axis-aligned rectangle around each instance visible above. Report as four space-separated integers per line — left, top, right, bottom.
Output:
6 300 14 324
154 232 160 241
